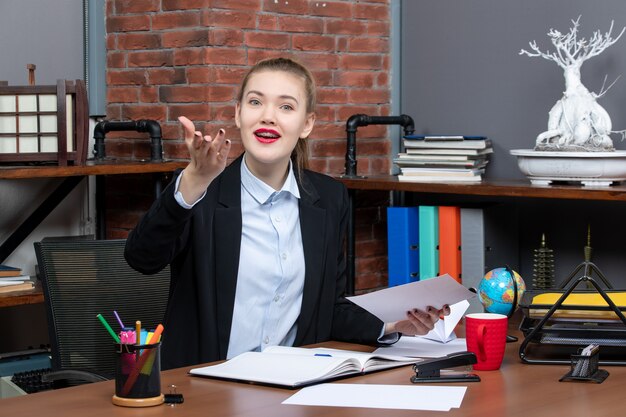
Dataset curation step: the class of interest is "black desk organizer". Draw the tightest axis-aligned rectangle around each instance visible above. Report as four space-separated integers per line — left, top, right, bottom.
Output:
559 348 609 383
518 258 626 366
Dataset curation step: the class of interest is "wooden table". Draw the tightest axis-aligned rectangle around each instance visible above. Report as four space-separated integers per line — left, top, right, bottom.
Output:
2 334 624 416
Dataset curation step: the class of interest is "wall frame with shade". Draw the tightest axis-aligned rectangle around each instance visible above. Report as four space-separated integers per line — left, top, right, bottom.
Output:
0 79 89 166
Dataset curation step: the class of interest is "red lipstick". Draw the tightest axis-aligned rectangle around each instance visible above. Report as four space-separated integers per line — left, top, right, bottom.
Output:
254 128 280 144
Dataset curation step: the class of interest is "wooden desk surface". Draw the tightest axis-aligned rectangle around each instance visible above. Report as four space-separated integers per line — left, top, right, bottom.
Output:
2 336 624 416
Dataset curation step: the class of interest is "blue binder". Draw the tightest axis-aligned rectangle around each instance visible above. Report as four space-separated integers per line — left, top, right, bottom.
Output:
387 207 420 287
419 206 439 280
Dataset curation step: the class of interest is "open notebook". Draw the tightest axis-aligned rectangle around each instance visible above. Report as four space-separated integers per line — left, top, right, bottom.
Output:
189 346 417 388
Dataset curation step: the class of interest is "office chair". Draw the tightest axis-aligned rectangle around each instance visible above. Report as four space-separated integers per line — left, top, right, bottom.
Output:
34 237 170 386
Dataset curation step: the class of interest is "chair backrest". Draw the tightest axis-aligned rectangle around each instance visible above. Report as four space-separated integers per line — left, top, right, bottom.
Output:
35 238 170 379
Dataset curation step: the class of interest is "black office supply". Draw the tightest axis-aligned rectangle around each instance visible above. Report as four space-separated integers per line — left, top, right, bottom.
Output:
411 351 480 383
518 271 626 366
164 393 184 404
560 345 609 383
11 368 53 393
164 384 184 404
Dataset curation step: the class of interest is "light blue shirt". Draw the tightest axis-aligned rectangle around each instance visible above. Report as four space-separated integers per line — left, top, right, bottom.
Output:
173 158 395 356
173 157 304 358
225 157 305 358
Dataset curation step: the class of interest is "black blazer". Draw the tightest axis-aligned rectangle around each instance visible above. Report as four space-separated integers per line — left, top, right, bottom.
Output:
125 155 383 369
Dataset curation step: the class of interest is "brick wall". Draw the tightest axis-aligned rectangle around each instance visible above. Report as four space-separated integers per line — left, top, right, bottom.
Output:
104 0 392 292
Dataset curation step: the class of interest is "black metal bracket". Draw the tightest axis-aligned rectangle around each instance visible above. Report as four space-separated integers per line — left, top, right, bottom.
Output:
342 114 414 179
0 176 85 263
93 119 164 162
519 268 626 365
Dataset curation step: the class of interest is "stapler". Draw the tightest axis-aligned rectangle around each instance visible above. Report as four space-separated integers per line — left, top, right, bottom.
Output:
411 351 481 383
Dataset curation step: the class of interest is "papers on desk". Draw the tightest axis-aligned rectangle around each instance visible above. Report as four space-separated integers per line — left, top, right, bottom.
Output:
374 335 467 358
0 276 35 294
282 383 467 411
347 274 475 323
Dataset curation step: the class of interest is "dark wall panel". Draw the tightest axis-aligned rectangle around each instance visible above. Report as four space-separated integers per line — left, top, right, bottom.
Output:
401 1 626 180
0 0 83 85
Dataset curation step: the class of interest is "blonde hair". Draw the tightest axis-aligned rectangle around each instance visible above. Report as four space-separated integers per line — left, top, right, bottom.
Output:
237 57 316 171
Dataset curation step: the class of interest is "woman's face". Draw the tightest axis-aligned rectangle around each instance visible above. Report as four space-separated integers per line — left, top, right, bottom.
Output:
235 69 314 174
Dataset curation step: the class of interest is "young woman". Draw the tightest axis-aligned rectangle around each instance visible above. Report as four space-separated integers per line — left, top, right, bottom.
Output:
125 57 447 369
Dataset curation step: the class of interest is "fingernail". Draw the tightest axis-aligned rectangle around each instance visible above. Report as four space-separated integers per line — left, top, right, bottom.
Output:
413 308 418 313
219 129 225 135
406 311 411 316
225 139 231 144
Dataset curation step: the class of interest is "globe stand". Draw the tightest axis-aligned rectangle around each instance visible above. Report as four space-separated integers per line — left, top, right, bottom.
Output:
505 266 519 343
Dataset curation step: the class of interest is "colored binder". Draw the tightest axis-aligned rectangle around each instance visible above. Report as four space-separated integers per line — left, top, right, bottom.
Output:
387 207 420 286
460 205 519 314
418 206 439 280
438 206 461 283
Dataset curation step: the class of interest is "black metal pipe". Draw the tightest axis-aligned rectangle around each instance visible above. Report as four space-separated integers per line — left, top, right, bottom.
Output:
342 114 415 295
346 188 356 295
96 175 106 240
93 119 163 161
343 114 415 178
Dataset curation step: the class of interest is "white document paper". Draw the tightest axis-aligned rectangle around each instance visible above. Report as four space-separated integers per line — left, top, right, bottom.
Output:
422 299 470 343
373 336 468 358
282 383 467 411
347 274 475 323
0 280 26 286
0 276 30 282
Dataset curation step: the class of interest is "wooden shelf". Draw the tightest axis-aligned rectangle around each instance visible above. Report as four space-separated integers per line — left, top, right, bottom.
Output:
0 280 43 308
0 159 189 179
337 175 626 202
0 159 190 308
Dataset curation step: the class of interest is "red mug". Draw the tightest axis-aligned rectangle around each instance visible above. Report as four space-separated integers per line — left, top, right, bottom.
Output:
465 313 508 371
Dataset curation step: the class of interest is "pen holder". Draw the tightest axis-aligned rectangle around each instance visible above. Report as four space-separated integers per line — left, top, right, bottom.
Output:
559 348 609 383
112 343 164 407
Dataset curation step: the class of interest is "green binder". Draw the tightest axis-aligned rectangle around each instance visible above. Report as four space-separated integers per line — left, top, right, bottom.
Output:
419 206 439 280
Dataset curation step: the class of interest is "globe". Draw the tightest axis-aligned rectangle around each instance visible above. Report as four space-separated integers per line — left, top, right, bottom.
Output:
478 267 526 316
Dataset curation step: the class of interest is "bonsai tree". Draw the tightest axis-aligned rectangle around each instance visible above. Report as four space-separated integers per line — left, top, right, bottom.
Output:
520 17 625 151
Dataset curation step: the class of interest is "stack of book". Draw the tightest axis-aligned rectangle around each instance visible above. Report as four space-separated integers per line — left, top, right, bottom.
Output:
394 135 493 182
0 264 34 294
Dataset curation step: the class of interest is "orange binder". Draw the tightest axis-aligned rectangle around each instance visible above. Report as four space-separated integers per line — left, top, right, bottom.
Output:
438 206 462 283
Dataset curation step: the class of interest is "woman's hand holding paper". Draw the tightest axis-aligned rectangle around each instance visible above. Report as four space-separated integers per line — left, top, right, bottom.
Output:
385 304 450 336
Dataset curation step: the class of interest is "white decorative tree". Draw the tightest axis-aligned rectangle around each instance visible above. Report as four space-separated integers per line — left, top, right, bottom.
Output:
520 17 626 151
